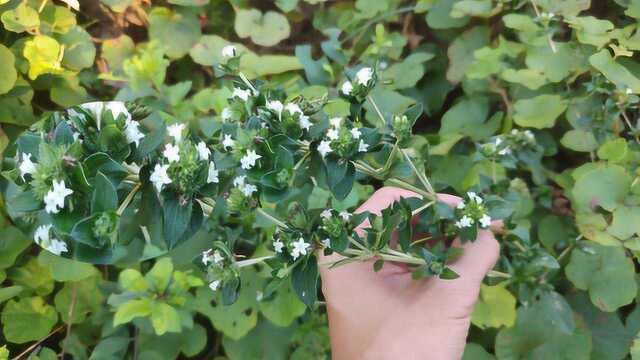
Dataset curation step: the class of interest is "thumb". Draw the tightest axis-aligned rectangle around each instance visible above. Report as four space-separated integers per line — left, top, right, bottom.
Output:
447 229 500 283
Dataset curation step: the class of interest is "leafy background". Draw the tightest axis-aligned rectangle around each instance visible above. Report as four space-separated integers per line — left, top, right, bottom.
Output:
2 0 640 359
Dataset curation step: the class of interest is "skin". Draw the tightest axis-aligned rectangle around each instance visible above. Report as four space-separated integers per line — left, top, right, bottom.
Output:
319 187 500 360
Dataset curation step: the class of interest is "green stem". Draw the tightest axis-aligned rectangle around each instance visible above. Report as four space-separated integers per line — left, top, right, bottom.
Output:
235 256 274 268
386 178 435 201
487 270 512 279
367 95 386 124
239 72 258 94
256 208 289 229
116 183 141 216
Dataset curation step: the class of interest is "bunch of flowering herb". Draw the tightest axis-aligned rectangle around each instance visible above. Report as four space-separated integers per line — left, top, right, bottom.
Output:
2 47 509 306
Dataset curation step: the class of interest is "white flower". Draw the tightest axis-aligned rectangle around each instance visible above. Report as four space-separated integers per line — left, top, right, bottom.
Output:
322 238 331 248
256 291 264 302
498 147 512 156
329 117 342 128
479 214 492 228
240 150 262 170
467 192 483 204
524 130 535 140
34 224 53 245
167 123 185 143
209 280 221 291
61 0 80 11
510 129 518 135
19 153 37 180
47 238 68 256
221 45 237 58
299 115 312 131
76 101 131 130
326 128 339 141
221 107 233 122
350 127 362 139
232 88 252 101
34 224 68 255
355 67 373 86
285 103 303 115
150 164 172 192
241 184 258 197
233 175 246 188
207 162 219 184
196 141 211 161
455 215 474 228
339 211 352 221
318 140 332 158
456 201 466 209
163 143 180 163
222 134 235 150
291 237 310 260
273 239 285 253
320 209 332 219
267 100 284 119
202 249 214 265
358 140 369 152
44 180 74 214
124 119 145 147
495 137 503 147
341 81 353 95
212 250 224 265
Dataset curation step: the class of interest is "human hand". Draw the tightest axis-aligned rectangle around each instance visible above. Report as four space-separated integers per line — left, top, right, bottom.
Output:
319 187 500 360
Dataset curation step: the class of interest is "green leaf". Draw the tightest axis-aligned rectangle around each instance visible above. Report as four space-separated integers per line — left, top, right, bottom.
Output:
381 52 434 89
8 258 54 296
513 94 567 129
146 257 174 293
58 26 96 71
607 206 640 240
572 164 631 212
566 16 613 48
38 251 99 282
471 284 516 329
495 292 592 359
462 343 495 360
0 227 31 270
234 9 291 47
500 68 547 90
1 296 58 344
23 35 64 80
150 302 181 335
525 43 586 82
439 96 499 140
447 26 490 83
291 256 319 307
451 0 493 18
163 194 193 248
426 0 470 29
92 171 118 213
113 298 153 327
0 44 17 95
149 7 201 59
222 320 294 360
259 282 306 327
589 50 640 93
118 269 148 292
54 276 103 324
598 138 628 162
560 129 598 152
566 242 637 312
1 3 40 33
0 286 23 304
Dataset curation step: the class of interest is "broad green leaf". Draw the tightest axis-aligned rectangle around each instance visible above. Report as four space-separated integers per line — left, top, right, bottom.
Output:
146 257 174 293
1 296 58 344
0 227 31 269
92 171 118 213
0 44 17 95
234 9 290 47
364 88 416 127
169 0 209 5
463 343 495 360
607 206 640 240
23 35 64 80
426 0 469 29
0 286 23 304
566 16 613 48
58 26 96 71
222 320 294 360
149 7 201 59
40 4 76 34
495 292 592 359
54 276 103 324
447 26 490 83
451 0 493 18
1 3 39 33
113 298 153 327
560 129 598 152
101 35 135 75
439 97 499 140
382 52 434 89
8 258 54 296
525 43 587 82
513 94 567 129
572 164 631 212
119 269 148 292
101 0 133 12
259 282 306 327
500 68 547 90
471 284 516 329
38 251 99 281
150 302 181 335
194 268 265 340
589 49 640 93
565 242 637 312
598 138 628 162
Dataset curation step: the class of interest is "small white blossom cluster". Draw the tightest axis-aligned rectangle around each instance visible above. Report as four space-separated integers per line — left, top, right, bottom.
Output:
340 67 374 96
481 129 536 159
34 224 68 255
455 192 491 229
44 180 73 214
272 235 311 260
233 175 258 197
317 117 369 158
265 100 313 131
150 123 219 193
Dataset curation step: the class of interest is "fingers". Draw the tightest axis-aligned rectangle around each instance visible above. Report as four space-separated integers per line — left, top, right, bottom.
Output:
353 186 422 237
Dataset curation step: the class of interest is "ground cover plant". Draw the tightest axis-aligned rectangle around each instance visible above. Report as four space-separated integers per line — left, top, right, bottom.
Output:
2 0 640 359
